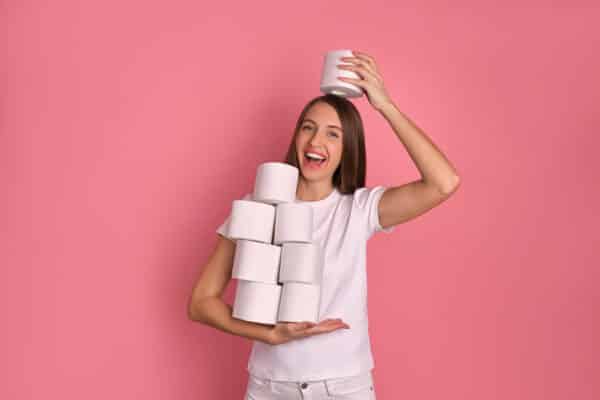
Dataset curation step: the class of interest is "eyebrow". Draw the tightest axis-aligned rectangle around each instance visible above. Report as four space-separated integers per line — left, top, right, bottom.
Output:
302 118 342 131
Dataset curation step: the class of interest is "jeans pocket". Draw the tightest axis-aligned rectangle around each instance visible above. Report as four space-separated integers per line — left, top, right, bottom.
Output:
247 374 272 393
325 371 375 398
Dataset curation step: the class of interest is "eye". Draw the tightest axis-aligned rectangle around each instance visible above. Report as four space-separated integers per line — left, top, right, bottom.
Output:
329 131 339 138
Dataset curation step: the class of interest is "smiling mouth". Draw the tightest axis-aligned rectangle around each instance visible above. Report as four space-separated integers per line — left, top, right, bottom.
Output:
303 153 327 168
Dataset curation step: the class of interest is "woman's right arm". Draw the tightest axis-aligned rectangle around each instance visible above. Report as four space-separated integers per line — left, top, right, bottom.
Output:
188 234 351 345
187 234 276 344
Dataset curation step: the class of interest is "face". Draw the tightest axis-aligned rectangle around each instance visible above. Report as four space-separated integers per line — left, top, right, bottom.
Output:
295 102 344 183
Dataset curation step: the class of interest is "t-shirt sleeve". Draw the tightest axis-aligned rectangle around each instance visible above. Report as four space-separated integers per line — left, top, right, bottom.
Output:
216 192 253 240
352 185 395 240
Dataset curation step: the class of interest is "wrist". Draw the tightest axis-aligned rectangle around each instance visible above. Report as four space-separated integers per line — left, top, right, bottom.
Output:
264 327 278 345
376 100 397 114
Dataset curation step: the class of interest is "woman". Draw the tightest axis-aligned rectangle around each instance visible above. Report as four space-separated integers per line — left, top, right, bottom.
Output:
188 50 461 399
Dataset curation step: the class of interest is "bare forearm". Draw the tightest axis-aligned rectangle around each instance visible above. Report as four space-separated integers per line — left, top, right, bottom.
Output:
189 296 274 345
378 101 460 193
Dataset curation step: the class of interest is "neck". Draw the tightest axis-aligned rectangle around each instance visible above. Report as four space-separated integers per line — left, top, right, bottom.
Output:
296 179 334 201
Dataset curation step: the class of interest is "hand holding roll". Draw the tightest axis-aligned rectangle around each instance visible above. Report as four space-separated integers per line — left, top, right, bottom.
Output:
336 50 394 112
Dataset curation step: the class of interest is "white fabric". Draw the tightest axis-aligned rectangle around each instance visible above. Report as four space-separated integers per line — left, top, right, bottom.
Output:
216 185 395 381
244 370 376 399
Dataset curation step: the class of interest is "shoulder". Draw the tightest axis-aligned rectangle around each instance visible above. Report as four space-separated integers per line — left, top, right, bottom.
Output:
349 185 395 237
350 185 388 210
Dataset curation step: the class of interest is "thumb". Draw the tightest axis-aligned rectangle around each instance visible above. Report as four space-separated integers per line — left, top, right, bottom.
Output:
296 321 315 330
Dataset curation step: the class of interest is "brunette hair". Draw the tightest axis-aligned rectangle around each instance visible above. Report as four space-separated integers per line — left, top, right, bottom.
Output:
283 94 367 194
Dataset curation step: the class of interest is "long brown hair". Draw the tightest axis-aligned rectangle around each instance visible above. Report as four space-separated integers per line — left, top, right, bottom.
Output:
283 94 367 195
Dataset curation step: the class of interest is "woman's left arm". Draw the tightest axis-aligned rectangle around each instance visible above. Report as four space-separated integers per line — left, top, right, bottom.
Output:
338 50 460 228
378 101 461 194
376 101 461 228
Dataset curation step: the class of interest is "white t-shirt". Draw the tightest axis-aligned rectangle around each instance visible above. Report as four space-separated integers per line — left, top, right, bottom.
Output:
216 185 395 381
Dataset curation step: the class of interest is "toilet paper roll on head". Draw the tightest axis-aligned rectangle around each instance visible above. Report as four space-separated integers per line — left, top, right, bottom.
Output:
253 162 299 204
320 49 363 98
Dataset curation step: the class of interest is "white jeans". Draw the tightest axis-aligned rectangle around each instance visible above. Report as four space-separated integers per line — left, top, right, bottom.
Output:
244 370 376 399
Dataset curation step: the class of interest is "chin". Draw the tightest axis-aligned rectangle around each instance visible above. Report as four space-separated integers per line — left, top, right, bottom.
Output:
301 169 333 181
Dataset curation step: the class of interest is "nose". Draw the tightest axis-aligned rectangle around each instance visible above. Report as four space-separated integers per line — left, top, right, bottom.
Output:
308 130 325 146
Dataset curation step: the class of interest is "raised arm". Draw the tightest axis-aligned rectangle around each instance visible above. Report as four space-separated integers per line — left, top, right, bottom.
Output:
336 50 461 229
376 101 461 229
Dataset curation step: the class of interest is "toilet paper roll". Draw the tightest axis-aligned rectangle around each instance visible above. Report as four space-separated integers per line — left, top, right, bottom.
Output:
273 202 313 245
279 242 323 284
253 162 299 204
228 199 275 243
277 282 320 323
216 193 253 240
320 49 363 98
233 280 282 325
232 239 282 284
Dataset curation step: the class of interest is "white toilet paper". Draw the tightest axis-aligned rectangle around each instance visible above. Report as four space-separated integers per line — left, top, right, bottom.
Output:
320 49 363 98
228 199 275 243
273 202 313 245
233 280 282 325
279 242 323 284
277 282 321 323
253 162 299 204
232 239 282 284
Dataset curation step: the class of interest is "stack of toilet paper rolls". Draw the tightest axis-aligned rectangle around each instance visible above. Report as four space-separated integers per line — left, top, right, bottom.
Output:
228 162 324 325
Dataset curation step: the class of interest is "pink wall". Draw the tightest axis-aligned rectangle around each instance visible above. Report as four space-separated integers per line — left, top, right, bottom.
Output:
2 1 598 399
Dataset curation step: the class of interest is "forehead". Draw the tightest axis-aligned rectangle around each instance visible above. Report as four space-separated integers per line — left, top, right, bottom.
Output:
303 102 341 126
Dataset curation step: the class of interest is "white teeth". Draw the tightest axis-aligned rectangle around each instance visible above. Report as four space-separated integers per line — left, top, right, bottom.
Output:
305 152 326 160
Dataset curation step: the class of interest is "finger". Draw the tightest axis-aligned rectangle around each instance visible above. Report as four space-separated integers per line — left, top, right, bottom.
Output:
308 321 349 334
351 50 379 73
321 318 343 324
339 56 378 78
306 324 346 336
315 319 343 328
294 323 326 338
338 64 381 86
327 320 349 328
337 76 360 85
291 321 315 331
299 319 345 335
337 76 371 93
318 318 341 324
290 322 317 335
340 52 378 76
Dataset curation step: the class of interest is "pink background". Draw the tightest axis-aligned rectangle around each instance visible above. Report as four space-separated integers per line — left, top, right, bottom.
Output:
2 1 598 399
